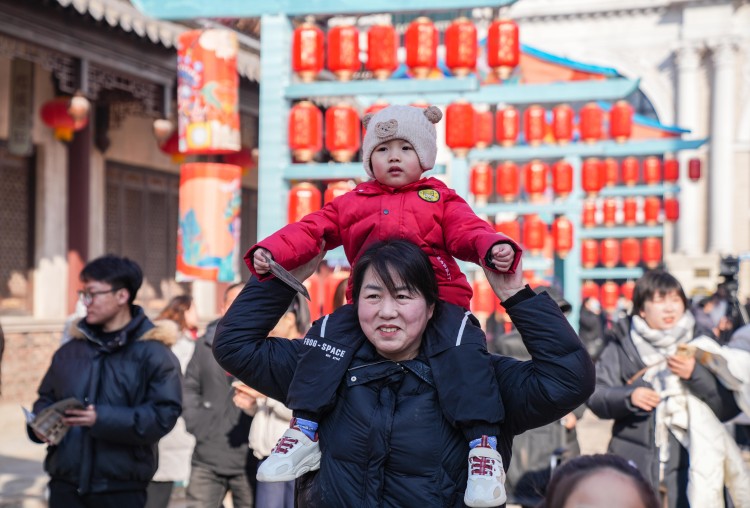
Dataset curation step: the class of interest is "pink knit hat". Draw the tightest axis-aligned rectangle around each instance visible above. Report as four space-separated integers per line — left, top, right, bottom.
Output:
361 105 443 178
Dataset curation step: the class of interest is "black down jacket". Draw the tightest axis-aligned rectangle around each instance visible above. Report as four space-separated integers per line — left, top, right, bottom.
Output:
28 307 183 494
214 278 595 507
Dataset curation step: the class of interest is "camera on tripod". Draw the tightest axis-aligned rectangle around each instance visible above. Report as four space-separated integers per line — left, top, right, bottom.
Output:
717 254 749 341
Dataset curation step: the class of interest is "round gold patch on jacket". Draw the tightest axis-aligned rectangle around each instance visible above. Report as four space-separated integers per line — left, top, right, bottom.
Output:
418 189 440 202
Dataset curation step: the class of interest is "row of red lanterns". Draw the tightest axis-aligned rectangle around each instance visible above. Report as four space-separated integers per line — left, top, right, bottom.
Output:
582 280 636 312
582 196 679 226
493 214 573 258
287 181 356 223
581 237 663 269
293 17 519 82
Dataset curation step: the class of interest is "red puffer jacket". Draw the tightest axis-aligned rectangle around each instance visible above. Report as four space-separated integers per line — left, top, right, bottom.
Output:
246 177 521 309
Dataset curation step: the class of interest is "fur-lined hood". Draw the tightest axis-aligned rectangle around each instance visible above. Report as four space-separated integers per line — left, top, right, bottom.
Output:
69 306 179 348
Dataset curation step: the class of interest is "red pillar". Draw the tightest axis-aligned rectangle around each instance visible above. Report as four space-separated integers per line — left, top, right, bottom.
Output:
67 123 90 313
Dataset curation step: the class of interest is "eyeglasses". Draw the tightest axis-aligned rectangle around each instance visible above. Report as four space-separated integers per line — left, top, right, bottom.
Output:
78 288 119 305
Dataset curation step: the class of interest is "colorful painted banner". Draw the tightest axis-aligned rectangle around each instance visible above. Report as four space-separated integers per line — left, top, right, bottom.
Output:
177 163 241 282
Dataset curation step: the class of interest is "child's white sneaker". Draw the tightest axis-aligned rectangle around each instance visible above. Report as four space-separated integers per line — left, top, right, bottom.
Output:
464 437 507 507
256 426 321 482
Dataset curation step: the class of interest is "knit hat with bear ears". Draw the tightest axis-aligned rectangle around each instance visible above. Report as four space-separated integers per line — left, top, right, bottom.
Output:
361 104 443 178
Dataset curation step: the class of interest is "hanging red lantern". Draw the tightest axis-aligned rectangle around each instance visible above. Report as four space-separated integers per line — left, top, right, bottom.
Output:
405 17 438 79
327 25 360 81
579 102 603 143
470 162 493 206
367 24 398 80
523 105 546 146
475 107 493 148
495 105 519 146
288 101 323 163
552 216 573 258
40 97 89 142
582 158 604 196
325 103 361 163
664 196 679 222
600 281 620 312
643 156 662 186
582 280 600 301
609 100 633 142
620 238 641 268
305 272 322 322
621 157 640 186
522 215 547 255
581 239 599 268
487 18 520 80
288 182 322 223
642 237 663 268
602 198 617 226
471 275 496 317
603 158 618 187
222 146 256 175
552 104 574 144
159 131 186 163
523 160 548 201
663 158 679 183
582 200 597 228
622 197 638 226
322 270 351 316
446 101 476 157
494 215 521 241
688 158 701 181
445 17 477 77
552 160 573 198
643 196 661 225
600 238 620 268
324 180 355 204
496 162 520 202
621 280 636 302
292 22 324 82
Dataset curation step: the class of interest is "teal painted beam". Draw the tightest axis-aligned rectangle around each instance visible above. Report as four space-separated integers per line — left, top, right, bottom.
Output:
577 226 664 239
131 0 517 19
599 184 680 197
579 267 645 280
284 163 445 180
466 78 639 105
286 77 479 99
475 201 581 216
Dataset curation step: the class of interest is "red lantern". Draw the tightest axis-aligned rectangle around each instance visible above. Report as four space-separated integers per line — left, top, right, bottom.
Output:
471 275 496 317
487 19 520 80
579 102 603 143
288 182 321 223
496 162 520 202
603 158 618 187
582 200 597 228
322 270 351 316
688 158 701 181
582 158 604 196
367 24 398 80
643 197 661 225
552 160 573 198
325 104 361 163
620 238 641 268
642 238 663 268
475 107 493 148
582 280 600 301
600 281 620 312
405 17 438 79
159 131 185 163
305 273 322 322
222 146 256 175
643 156 662 186
602 198 617 226
600 238 620 268
495 106 520 146
621 280 636 302
609 100 633 142
446 101 476 157
581 239 599 268
523 105 546 146
621 157 640 186
622 197 638 226
664 196 679 221
552 104 574 144
470 162 493 205
292 22 324 82
522 215 547 255
445 17 477 77
40 97 89 142
523 160 548 201
663 159 679 183
288 101 323 163
494 216 521 241
327 25 360 81
324 180 355 204
552 216 573 258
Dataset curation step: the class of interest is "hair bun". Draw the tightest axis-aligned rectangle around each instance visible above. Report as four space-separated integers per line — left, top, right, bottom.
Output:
423 106 443 124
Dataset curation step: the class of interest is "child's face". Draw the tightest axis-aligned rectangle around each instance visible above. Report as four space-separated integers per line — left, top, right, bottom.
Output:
370 139 423 188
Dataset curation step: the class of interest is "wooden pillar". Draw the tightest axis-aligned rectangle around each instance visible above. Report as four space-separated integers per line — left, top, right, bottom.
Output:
67 123 91 313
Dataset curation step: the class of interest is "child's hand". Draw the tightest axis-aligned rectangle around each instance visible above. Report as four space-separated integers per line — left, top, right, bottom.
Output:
491 243 515 272
253 248 273 275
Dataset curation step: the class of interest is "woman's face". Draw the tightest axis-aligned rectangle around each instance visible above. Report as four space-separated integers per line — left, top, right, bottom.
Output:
639 289 685 330
563 469 647 508
357 266 434 362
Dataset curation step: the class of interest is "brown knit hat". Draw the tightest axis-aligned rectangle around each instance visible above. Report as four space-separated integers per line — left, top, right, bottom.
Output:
361 105 443 178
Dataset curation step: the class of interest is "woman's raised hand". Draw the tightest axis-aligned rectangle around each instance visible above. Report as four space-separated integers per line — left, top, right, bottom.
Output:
482 257 526 303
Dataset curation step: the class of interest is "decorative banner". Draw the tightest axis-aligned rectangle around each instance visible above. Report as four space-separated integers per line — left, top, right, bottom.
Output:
177 163 241 282
177 29 240 155
8 59 34 156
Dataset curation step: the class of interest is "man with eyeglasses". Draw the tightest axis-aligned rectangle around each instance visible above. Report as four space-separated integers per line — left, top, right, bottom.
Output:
27 254 183 508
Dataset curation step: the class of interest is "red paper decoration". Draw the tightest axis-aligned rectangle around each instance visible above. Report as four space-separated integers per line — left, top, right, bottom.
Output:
496 162 520 202
642 156 662 185
603 158 619 187
495 106 520 146
552 160 573 198
621 157 640 186
581 239 599 268
688 158 701 181
523 160 548 200
40 97 89 142
582 200 597 228
582 280 600 301
522 215 547 254
602 198 617 226
446 101 476 156
600 238 620 268
471 276 496 316
622 197 638 225
664 197 680 222
621 280 636 302
552 104 574 144
327 25 360 81
367 24 398 80
445 18 477 77
288 182 322 223
552 216 573 258
582 158 604 196
663 159 679 183
487 19 520 80
325 104 361 163
609 100 633 142
475 108 494 148
642 237 663 268
600 281 620 312
620 238 641 268
579 102 603 143
324 181 355 204
494 216 520 241
288 101 323 162
292 22 324 82
470 162 493 205
405 17 438 79
523 105 546 146
643 196 661 225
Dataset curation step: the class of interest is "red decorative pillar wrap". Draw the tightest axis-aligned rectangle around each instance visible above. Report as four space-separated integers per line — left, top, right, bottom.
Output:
470 162 493 206
552 104 574 144
664 196 680 222
581 239 599 268
621 280 636 302
609 100 633 142
522 214 547 255
67 121 90 312
494 216 521 242
620 238 641 268
367 24 398 80
600 281 620 312
292 22 324 82
288 182 322 223
324 180 355 204
600 238 620 268
523 159 548 201
445 18 477 77
579 102 603 143
642 237 663 268
327 25 360 81
688 158 701 181
622 197 638 226
445 101 476 157
487 18 519 80
495 105 519 146
643 196 661 225
602 198 617 226
405 17 438 79
496 162 519 202
288 101 323 163
621 156 640 186
582 280 600 301
603 158 618 187
582 158 604 196
475 107 494 148
663 158 679 183
582 200 597 228
552 160 573 198
642 156 662 185
523 104 546 146
325 104 361 163
552 216 573 258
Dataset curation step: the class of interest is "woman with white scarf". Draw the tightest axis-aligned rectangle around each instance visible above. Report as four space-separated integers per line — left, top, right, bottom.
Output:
588 270 750 508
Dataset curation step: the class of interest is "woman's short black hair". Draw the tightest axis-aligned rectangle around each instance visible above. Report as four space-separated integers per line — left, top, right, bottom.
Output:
351 240 439 308
630 270 689 316
80 254 143 305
